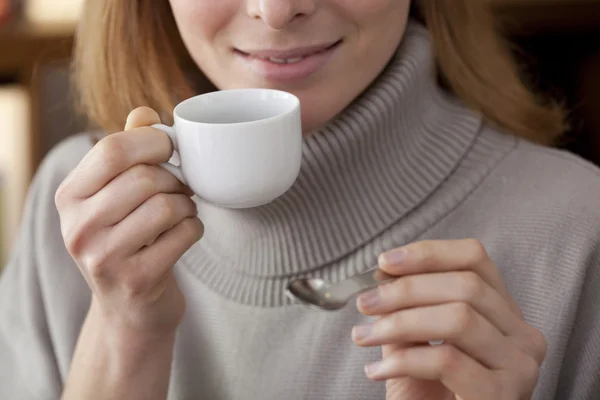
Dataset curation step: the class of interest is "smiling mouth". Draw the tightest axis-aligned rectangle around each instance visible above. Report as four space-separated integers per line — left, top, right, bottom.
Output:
235 40 343 64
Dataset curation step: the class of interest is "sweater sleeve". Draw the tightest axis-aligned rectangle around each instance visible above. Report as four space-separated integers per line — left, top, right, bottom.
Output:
0 169 63 399
0 134 94 399
555 247 600 399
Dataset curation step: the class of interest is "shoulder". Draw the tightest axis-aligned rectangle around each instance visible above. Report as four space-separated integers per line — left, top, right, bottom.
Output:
481 128 600 228
454 126 600 268
510 138 600 188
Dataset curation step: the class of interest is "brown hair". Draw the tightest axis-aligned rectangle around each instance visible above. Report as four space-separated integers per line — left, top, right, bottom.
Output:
73 0 567 144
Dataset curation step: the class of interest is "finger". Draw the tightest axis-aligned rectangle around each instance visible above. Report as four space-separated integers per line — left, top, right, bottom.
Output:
124 106 161 131
64 127 173 199
352 302 516 370
107 193 198 255
55 107 163 206
365 344 502 399
134 217 204 273
510 324 548 366
84 164 193 227
357 271 522 336
62 110 172 199
378 239 520 315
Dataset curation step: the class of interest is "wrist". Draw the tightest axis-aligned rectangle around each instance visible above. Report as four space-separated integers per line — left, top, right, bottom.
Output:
88 296 177 341
62 299 176 400
86 298 176 366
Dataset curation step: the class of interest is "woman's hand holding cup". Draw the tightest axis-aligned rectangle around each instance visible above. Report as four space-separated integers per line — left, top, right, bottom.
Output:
56 107 204 337
58 88 301 339
57 89 301 399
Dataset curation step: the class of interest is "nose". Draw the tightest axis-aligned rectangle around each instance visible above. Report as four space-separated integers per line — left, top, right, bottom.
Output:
247 0 316 30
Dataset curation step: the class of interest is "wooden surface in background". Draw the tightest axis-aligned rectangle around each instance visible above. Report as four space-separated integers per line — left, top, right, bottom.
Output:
0 18 74 172
0 19 74 71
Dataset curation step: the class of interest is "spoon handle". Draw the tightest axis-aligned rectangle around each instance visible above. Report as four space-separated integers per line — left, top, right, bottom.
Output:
328 268 396 299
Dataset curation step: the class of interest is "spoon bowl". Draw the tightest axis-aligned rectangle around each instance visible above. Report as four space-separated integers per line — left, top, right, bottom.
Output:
286 278 351 311
286 269 396 311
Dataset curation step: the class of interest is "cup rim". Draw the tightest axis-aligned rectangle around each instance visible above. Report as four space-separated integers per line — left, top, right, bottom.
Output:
173 88 300 126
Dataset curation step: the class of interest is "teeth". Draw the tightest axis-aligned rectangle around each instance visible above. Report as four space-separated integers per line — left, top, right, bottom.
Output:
264 56 305 64
285 57 304 64
268 57 288 64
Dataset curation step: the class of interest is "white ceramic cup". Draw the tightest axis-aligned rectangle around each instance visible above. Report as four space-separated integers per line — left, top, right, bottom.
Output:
152 88 302 209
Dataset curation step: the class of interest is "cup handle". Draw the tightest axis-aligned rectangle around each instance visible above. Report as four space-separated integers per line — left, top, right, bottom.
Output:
152 123 187 185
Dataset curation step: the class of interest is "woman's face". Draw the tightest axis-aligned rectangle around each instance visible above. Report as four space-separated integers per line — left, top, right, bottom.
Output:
169 0 411 133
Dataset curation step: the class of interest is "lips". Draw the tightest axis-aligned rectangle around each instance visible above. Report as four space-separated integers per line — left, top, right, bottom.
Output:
236 40 342 61
234 40 342 82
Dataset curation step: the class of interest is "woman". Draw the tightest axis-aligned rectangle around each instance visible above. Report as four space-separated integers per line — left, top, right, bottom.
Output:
1 1 599 399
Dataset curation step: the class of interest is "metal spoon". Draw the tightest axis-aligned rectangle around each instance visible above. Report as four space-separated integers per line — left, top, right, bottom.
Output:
286 269 445 345
285 268 396 311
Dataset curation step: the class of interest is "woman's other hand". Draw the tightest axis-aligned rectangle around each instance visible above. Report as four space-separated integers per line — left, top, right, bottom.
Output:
353 239 547 400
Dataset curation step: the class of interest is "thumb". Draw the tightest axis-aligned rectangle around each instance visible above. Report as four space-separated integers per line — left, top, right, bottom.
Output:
124 106 162 131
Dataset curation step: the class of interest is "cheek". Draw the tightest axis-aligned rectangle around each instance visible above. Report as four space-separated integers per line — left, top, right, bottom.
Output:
332 0 410 60
169 0 237 43
335 0 410 23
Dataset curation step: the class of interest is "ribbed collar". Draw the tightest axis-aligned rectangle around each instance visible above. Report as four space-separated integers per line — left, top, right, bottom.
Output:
181 21 484 303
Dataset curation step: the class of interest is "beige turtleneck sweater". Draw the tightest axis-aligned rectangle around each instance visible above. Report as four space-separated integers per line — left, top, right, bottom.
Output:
1 21 599 400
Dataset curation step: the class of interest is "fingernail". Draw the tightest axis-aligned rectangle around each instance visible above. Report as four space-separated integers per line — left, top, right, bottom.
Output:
364 360 383 378
357 289 380 310
381 248 407 265
352 324 373 341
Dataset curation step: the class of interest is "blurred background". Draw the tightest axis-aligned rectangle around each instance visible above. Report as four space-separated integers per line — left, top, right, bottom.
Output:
0 0 599 264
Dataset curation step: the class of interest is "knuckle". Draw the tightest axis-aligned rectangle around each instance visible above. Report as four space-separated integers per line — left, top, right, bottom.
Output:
122 271 148 297
181 217 204 241
448 302 474 337
529 327 548 362
54 181 70 208
389 349 407 369
435 345 461 379
55 169 82 207
376 279 393 300
151 193 176 220
415 240 436 265
130 163 156 181
391 277 415 303
457 271 484 302
95 135 127 171
463 238 488 263
81 250 111 279
520 354 541 383
184 196 198 215
376 313 401 340
387 311 410 339
63 227 85 258
130 165 158 194
62 214 95 259
514 305 525 320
